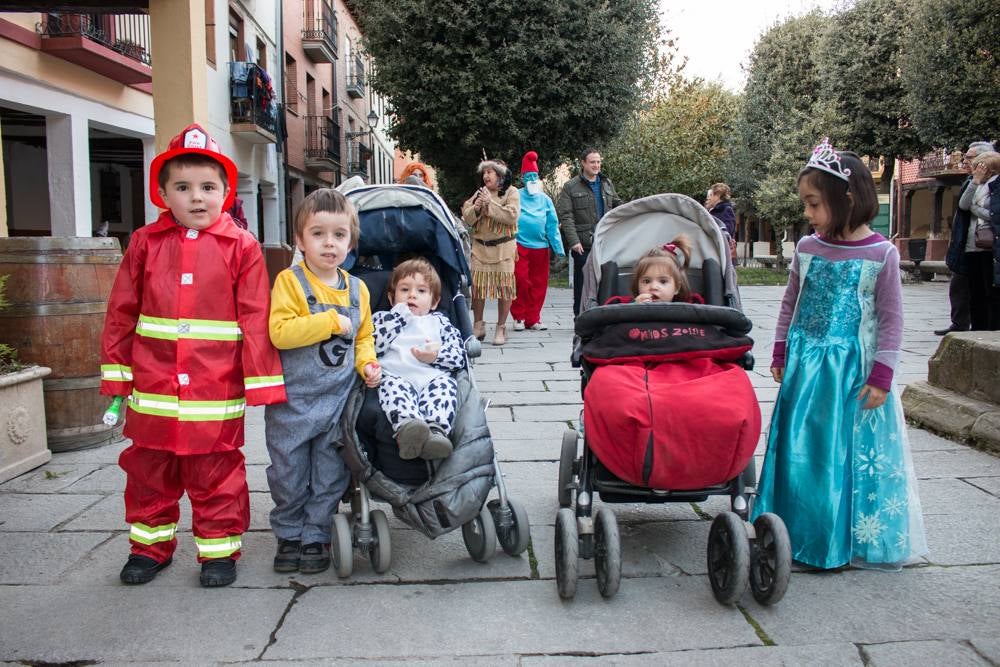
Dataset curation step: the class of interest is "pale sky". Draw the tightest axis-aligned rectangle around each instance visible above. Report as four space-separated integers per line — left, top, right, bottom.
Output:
660 0 843 90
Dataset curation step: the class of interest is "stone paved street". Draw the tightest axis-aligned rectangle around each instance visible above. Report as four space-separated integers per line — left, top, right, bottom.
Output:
2 282 999 665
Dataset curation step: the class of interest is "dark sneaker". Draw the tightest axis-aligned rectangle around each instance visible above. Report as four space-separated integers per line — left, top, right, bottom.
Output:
200 557 237 587
120 554 172 585
396 419 430 459
422 428 454 460
299 543 331 574
273 539 301 573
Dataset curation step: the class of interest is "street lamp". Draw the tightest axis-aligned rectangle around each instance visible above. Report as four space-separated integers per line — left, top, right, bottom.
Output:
367 109 378 183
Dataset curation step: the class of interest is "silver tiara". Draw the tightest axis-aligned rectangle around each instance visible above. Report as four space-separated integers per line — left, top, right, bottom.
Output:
807 138 851 182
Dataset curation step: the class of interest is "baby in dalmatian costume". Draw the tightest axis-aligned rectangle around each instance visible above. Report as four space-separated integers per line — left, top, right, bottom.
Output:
372 258 465 460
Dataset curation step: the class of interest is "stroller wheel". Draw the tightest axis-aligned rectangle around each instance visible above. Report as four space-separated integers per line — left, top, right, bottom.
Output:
369 509 392 574
558 430 578 508
462 505 497 563
749 513 791 605
492 497 531 556
594 507 621 598
554 508 579 600
707 511 750 605
331 513 354 578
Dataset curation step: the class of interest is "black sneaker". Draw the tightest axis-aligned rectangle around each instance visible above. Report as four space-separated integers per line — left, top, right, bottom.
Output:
120 554 172 585
273 539 301 573
200 557 237 587
299 542 331 574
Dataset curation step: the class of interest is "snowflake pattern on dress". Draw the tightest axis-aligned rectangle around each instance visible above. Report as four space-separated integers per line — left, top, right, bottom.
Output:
857 447 886 478
883 495 907 518
853 511 886 544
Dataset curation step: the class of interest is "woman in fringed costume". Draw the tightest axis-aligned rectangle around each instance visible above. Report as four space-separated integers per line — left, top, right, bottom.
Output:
461 159 521 346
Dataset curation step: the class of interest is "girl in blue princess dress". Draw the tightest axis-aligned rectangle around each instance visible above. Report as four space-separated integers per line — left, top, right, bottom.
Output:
753 139 928 570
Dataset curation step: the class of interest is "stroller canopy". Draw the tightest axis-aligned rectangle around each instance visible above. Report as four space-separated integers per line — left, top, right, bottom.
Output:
346 184 471 285
581 193 736 311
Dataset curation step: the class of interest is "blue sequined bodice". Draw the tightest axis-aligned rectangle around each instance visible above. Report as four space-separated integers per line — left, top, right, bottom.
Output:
794 256 863 342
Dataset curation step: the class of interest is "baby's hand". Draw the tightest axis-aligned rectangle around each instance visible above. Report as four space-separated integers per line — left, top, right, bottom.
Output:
857 384 887 410
411 339 441 364
336 314 353 338
635 293 654 304
363 362 382 388
390 302 411 318
770 366 784 383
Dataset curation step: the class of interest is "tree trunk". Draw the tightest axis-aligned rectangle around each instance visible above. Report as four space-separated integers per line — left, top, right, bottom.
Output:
880 158 895 194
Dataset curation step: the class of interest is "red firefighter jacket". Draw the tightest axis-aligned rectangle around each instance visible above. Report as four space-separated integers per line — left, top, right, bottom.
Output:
100 211 286 454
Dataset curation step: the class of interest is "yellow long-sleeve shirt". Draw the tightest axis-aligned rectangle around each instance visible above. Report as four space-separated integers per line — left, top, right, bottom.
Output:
269 263 376 378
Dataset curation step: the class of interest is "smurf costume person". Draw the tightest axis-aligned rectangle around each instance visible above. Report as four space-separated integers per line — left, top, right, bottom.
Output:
511 150 565 331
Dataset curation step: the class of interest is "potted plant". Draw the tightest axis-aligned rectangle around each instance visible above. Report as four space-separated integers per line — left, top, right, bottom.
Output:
0 274 52 483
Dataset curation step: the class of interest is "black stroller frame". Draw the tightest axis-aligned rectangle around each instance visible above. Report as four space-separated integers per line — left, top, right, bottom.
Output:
554 193 791 605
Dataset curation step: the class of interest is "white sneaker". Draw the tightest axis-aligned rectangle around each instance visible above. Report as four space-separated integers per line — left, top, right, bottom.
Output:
529 322 548 330
513 320 525 331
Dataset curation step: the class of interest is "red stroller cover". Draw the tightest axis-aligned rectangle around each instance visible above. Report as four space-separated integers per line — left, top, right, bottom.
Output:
583 357 761 491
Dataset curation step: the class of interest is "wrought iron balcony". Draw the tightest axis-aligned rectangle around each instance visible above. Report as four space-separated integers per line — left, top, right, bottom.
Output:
230 62 278 144
304 115 341 170
301 1 337 63
346 52 365 98
345 132 370 180
37 12 152 84
918 150 971 180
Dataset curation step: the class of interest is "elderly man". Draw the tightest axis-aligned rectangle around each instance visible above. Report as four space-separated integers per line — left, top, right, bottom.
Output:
556 148 623 316
938 140 997 335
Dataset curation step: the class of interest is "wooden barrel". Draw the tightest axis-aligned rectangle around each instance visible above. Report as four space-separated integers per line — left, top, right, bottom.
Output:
0 237 124 451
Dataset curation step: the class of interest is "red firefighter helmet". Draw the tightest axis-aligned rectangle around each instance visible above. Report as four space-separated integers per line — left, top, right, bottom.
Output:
149 123 239 211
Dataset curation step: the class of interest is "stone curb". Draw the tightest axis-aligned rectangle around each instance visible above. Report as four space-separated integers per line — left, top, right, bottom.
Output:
902 381 1000 454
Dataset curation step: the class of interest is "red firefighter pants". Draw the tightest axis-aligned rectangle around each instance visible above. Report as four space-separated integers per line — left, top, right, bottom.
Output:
511 245 550 327
120 444 250 563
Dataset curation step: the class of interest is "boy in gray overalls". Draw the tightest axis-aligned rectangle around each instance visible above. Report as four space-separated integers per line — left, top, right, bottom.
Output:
265 189 381 574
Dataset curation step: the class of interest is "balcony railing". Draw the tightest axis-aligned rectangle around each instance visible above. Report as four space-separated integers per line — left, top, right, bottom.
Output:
918 149 970 179
230 62 278 144
346 51 365 98
301 1 337 63
37 12 152 84
345 133 370 179
305 115 341 169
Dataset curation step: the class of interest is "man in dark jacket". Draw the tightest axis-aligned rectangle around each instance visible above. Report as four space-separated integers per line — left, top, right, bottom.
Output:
938 141 996 335
556 148 623 316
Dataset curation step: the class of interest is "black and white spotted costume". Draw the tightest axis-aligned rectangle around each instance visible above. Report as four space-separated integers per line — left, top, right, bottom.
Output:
373 303 465 435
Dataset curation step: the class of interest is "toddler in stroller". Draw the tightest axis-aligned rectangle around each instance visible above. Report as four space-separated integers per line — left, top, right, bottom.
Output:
555 193 791 605
328 184 530 577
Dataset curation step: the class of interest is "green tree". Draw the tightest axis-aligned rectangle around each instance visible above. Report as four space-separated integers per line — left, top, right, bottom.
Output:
352 0 661 206
603 79 738 202
754 103 839 268
727 11 831 216
817 0 926 190
900 0 1000 149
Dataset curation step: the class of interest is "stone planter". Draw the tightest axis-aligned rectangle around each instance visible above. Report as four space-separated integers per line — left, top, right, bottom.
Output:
0 365 52 483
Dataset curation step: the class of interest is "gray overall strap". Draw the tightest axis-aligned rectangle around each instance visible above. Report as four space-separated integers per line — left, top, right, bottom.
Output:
346 273 362 330
291 264 325 313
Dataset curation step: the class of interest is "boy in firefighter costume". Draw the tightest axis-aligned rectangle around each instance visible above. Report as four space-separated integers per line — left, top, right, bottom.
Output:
265 189 380 574
100 124 287 587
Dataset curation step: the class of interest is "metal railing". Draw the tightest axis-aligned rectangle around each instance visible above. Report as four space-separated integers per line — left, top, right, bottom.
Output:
302 1 337 55
918 150 970 179
346 51 365 97
38 12 152 66
345 133 369 178
230 62 278 137
305 115 341 164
